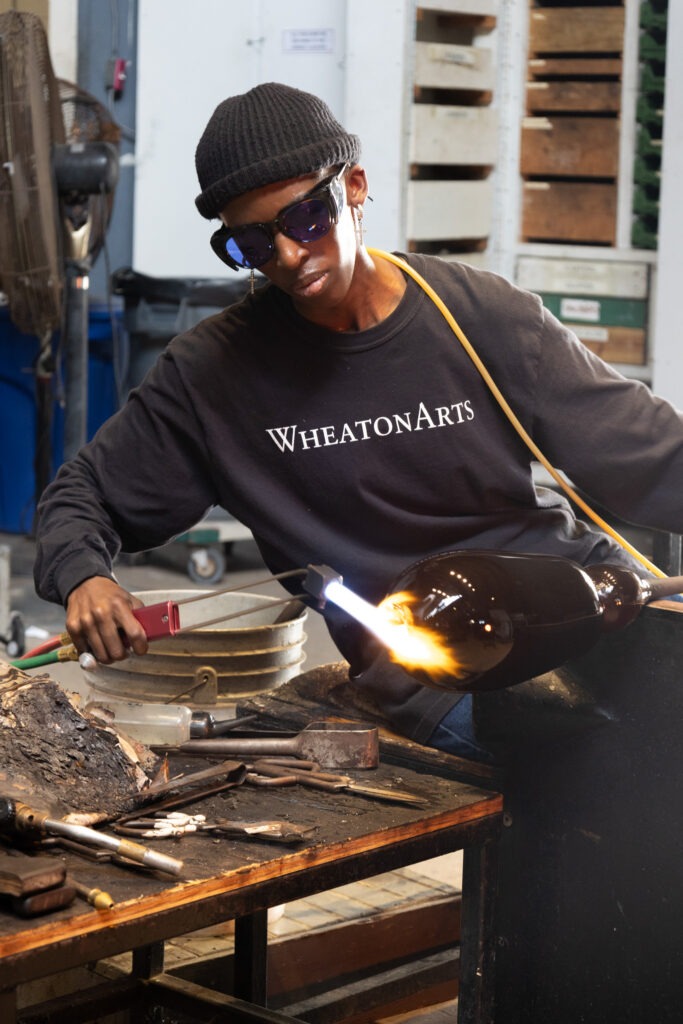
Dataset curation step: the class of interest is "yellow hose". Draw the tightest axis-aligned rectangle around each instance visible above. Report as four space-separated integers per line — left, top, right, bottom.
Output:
368 247 665 579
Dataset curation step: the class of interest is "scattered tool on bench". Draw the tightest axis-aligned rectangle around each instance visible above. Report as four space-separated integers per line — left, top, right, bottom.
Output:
67 875 115 909
137 759 248 803
247 760 426 806
0 797 184 877
0 851 76 917
156 720 380 770
113 811 314 845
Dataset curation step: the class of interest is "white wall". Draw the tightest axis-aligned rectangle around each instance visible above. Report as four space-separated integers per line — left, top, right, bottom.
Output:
344 0 412 257
133 0 408 279
651 0 683 409
48 0 78 80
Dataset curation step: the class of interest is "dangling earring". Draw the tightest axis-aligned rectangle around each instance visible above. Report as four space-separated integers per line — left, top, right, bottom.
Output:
250 269 255 295
354 206 365 246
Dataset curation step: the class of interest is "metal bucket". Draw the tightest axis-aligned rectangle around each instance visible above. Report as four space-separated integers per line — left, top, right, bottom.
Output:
82 589 307 707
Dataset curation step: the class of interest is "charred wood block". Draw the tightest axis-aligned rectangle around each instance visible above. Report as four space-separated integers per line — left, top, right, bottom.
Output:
0 661 153 821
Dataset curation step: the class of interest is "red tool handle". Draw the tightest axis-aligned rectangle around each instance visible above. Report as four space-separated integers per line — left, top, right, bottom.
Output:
133 600 181 641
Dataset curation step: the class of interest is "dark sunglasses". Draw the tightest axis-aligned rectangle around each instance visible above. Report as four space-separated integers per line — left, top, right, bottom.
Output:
210 164 347 271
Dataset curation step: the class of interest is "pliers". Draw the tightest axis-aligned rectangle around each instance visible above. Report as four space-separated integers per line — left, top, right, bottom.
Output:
112 810 314 845
113 812 207 838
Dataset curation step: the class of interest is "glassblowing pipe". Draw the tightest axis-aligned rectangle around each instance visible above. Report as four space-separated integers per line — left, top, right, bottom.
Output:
303 554 683 694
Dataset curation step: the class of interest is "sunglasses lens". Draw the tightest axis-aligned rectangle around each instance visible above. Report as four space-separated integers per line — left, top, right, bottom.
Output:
226 227 273 269
281 197 333 243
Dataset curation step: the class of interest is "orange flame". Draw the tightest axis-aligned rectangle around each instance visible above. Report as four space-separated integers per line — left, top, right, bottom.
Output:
376 591 463 677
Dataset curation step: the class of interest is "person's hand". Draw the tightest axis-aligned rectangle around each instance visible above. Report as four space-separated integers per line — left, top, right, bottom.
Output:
65 576 148 664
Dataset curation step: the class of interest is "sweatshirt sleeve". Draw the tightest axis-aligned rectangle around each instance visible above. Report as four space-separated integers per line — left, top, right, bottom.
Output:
530 307 683 534
34 349 218 605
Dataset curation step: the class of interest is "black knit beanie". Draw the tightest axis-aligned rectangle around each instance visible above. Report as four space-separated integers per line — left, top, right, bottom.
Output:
194 82 361 220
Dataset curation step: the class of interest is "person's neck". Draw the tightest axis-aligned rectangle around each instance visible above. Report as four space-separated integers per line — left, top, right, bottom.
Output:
294 249 407 333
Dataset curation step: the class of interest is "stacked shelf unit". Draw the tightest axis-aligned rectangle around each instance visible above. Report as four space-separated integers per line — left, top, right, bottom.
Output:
516 254 648 366
515 0 652 375
520 1 625 246
631 0 668 250
406 0 498 265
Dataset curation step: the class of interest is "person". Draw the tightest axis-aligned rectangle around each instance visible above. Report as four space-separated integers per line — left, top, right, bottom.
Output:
34 82 683 762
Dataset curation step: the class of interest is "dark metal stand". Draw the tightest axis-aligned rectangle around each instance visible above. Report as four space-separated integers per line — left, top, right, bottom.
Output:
480 604 683 1023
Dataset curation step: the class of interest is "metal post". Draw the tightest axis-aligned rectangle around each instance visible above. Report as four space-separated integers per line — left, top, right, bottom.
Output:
62 261 90 463
234 909 269 1006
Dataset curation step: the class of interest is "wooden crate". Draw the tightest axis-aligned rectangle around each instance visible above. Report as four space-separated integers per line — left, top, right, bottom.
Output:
521 116 619 178
565 324 646 365
407 179 493 240
528 57 622 79
411 104 498 165
539 294 647 331
526 81 621 114
522 181 617 244
418 0 498 16
529 7 625 55
516 256 648 300
414 41 495 92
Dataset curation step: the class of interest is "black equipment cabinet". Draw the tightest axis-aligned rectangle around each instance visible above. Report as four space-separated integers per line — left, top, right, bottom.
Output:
476 603 683 1023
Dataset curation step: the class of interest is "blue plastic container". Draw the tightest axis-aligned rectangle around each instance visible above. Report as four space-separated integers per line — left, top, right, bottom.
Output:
0 305 120 533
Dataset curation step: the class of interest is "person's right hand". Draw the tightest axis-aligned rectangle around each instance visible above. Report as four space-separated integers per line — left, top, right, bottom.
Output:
65 576 149 665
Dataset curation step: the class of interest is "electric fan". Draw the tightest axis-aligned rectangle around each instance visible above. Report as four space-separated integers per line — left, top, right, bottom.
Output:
0 10 120 525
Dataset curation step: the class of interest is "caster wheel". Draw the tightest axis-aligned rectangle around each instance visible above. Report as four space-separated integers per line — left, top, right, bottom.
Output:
187 545 226 585
5 611 25 659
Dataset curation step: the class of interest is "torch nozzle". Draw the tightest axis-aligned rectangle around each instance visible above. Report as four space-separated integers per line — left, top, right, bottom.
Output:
303 564 344 607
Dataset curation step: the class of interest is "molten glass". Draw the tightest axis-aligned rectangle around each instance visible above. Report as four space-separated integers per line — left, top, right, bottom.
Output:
314 553 683 694
376 591 463 675
383 551 616 693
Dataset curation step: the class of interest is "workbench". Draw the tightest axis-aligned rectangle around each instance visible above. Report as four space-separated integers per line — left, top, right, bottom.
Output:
0 737 502 1024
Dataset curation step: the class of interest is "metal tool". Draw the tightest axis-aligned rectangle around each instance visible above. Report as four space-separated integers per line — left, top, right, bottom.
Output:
0 797 183 877
165 721 380 770
67 876 115 909
130 568 312 641
10 885 77 917
248 760 426 806
138 759 248 802
115 812 207 838
126 565 345 642
114 811 314 845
